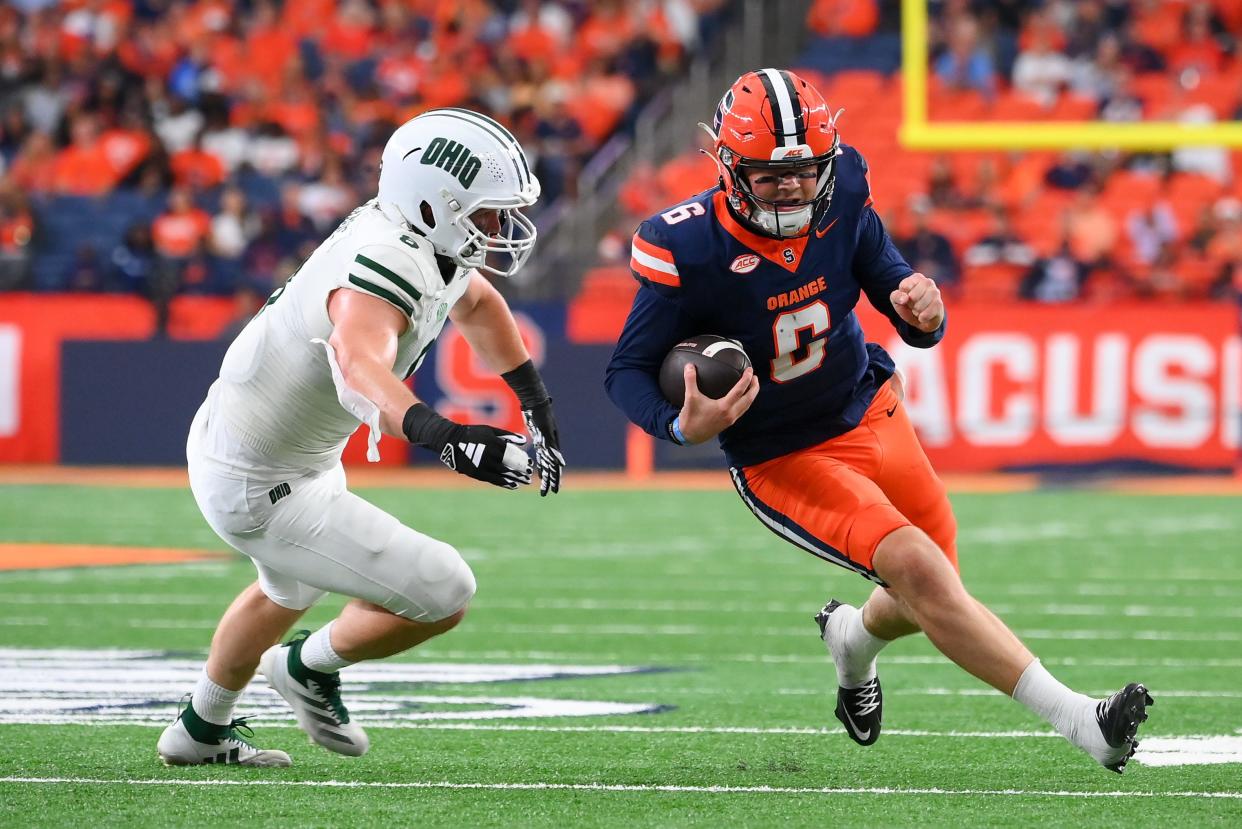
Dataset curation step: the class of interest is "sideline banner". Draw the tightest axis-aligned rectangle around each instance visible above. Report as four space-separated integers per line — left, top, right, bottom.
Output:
859 303 1240 471
2 294 1238 470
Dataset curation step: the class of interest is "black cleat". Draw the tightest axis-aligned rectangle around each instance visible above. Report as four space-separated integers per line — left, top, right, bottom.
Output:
1095 682 1153 773
835 677 882 746
814 600 882 746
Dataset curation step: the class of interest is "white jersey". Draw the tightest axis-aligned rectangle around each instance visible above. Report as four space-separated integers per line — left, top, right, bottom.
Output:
211 199 472 472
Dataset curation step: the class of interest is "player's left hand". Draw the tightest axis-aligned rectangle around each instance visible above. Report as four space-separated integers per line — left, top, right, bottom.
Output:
890 272 944 332
522 399 566 496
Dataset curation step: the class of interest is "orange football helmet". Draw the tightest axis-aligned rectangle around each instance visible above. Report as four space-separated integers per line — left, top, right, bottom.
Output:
706 68 841 239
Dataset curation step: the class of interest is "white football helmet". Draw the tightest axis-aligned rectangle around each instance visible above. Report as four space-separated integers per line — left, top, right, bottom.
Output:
378 108 541 278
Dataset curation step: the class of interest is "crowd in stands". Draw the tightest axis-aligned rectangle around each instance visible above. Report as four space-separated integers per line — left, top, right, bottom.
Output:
0 0 728 328
595 0 1242 306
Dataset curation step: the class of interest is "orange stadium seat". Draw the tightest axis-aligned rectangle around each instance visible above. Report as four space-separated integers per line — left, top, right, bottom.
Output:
1050 93 1099 121
1130 72 1177 118
961 264 1025 303
987 90 1050 122
928 88 988 121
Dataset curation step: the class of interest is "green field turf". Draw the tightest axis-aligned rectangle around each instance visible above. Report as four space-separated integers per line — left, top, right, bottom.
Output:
1 483 1240 827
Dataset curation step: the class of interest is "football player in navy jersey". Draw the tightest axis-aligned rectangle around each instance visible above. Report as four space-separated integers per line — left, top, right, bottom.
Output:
606 68 1151 772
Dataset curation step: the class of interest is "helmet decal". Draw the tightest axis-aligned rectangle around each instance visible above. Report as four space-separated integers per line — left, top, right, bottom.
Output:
419 137 483 189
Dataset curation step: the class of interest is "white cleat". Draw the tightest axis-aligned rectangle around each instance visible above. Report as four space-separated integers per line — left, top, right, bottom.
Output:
259 631 370 757
156 701 291 767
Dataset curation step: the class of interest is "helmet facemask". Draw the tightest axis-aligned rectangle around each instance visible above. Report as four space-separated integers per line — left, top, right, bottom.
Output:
725 146 838 239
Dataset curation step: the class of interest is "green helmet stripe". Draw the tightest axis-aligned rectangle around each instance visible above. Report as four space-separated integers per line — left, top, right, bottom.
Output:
429 109 530 190
441 107 533 186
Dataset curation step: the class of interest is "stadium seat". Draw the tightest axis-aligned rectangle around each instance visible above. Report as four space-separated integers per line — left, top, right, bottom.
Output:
987 90 1050 122
1050 93 1099 121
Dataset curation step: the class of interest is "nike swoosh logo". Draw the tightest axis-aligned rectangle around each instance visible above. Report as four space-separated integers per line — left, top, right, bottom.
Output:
886 403 898 417
815 217 839 238
840 705 871 742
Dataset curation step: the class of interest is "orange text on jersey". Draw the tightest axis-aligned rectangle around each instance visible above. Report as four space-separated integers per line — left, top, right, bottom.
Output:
767 276 828 311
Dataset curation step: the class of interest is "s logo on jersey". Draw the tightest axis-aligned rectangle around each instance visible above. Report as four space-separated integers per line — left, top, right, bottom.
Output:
730 254 761 274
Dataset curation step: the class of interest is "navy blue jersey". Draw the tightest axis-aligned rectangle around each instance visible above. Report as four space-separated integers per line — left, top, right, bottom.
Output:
604 144 945 468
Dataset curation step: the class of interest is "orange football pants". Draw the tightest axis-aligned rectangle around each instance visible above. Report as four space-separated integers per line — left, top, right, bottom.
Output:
730 379 957 584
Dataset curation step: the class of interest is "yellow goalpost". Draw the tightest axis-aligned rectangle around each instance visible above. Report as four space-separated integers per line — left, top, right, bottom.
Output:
899 0 1242 150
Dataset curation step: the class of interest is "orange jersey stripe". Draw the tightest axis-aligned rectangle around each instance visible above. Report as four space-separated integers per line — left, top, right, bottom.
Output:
632 234 676 264
630 257 682 287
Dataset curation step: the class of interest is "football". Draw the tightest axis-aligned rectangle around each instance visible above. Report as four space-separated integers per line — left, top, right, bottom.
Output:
659 335 752 407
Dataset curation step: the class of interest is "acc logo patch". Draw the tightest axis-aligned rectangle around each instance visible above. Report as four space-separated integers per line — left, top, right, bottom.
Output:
730 254 760 274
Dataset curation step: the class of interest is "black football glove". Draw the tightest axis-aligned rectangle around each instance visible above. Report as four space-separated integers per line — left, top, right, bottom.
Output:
404 404 532 490
502 359 566 497
522 398 565 496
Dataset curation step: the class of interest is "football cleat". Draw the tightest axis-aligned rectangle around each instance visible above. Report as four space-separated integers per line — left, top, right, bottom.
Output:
259 630 370 757
157 697 291 767
1094 682 1153 773
815 599 883 746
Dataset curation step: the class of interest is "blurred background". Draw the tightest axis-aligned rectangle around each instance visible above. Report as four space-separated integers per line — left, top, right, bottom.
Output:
0 0 1238 477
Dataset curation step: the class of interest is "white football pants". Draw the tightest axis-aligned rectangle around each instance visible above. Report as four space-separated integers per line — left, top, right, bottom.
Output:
185 391 475 621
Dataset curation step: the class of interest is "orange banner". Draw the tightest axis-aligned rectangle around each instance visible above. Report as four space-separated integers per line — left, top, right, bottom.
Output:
859 303 1241 471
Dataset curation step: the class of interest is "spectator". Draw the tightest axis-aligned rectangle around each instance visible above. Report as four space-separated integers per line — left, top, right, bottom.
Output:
1065 185 1118 271
1012 21 1073 107
110 223 157 296
211 186 260 262
7 130 57 193
62 243 106 292
1020 241 1092 303
1172 104 1232 182
934 14 997 99
1125 201 1179 266
964 207 1036 269
51 114 117 196
297 156 355 231
151 187 212 322
1044 151 1096 191
807 0 879 38
0 184 33 290
171 131 226 191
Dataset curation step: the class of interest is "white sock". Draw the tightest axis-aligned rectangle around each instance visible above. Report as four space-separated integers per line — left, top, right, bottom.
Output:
1011 659 1099 748
299 621 351 673
828 604 890 688
191 668 241 726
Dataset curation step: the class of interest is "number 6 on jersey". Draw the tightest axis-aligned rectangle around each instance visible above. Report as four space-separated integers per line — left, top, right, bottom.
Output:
771 300 830 383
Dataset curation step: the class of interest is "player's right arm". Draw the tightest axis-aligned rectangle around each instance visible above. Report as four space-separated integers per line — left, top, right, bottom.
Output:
327 278 530 490
326 287 414 439
604 220 757 444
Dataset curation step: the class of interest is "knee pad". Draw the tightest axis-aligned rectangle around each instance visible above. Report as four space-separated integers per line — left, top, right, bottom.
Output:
387 536 477 622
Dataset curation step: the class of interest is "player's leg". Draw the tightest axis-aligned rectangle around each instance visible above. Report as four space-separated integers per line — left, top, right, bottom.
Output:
865 378 1151 770
204 581 308 690
159 422 315 767
733 452 907 746
249 464 476 757
873 525 1151 772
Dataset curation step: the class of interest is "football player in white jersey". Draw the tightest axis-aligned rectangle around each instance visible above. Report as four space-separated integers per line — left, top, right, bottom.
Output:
157 109 565 767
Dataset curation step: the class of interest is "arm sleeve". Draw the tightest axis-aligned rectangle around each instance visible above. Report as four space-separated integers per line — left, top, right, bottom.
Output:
852 206 946 348
341 242 431 321
604 281 694 442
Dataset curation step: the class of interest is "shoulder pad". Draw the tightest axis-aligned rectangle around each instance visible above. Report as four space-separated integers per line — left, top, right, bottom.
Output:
629 219 681 290
345 238 437 318
834 144 874 209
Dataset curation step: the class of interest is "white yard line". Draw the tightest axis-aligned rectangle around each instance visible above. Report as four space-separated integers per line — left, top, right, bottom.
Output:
5 594 1242 619
0 776 1237 800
